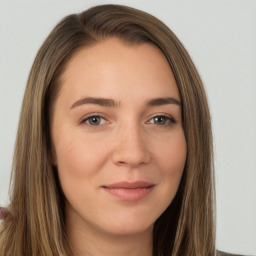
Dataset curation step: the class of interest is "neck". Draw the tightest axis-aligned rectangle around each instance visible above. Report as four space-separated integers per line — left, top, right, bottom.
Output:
66 210 153 256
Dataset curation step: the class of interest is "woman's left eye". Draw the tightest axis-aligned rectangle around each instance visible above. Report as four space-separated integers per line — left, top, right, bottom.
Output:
81 116 107 126
148 115 176 126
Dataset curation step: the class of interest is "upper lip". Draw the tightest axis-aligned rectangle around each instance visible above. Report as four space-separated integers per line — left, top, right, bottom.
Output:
103 181 155 189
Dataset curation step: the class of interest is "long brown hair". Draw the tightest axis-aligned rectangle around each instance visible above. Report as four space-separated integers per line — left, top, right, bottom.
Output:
0 4 215 255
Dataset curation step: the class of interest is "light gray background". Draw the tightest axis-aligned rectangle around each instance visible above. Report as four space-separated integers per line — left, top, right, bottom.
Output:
0 0 255 255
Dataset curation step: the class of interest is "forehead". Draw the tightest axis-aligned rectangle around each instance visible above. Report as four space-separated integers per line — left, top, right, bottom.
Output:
57 37 180 104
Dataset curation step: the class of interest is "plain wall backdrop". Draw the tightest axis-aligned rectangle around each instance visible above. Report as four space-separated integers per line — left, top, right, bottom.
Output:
0 0 255 254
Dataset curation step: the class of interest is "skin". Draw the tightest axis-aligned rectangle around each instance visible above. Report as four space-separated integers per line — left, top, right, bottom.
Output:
51 38 187 256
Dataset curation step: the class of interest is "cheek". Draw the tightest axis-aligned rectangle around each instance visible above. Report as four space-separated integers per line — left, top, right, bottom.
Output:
53 133 110 215
55 130 103 173
53 131 109 198
156 132 187 194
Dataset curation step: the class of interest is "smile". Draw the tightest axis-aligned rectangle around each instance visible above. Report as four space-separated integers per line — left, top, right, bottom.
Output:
102 181 155 202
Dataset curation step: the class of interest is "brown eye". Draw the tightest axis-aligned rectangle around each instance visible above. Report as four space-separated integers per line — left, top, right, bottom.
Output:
153 116 167 125
148 115 175 126
82 116 106 126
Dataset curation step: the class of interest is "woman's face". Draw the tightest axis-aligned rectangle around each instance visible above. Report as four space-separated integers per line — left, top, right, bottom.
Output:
51 38 187 236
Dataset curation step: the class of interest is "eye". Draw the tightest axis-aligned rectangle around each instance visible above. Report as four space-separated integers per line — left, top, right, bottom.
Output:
148 115 175 126
81 115 107 126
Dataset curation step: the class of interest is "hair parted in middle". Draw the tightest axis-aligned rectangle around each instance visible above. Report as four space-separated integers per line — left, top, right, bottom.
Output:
0 4 215 256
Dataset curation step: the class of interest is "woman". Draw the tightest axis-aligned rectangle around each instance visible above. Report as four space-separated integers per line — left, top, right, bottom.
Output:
0 4 240 256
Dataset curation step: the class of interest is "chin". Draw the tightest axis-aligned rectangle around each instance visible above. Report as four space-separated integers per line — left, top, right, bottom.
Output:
102 220 154 237
95 209 157 236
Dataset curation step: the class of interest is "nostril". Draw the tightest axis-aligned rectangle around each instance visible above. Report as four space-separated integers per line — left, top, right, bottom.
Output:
111 138 152 167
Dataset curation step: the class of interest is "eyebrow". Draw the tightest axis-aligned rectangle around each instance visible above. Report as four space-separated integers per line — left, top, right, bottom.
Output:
71 97 119 108
147 97 181 106
71 97 181 109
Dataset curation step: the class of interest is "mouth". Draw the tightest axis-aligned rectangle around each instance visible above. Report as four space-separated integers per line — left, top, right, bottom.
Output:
102 181 155 202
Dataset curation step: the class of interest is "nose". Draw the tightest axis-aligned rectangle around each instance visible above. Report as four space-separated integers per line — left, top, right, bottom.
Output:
111 124 151 167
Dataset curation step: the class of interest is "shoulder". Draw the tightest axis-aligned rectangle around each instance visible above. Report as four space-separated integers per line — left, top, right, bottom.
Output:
217 250 247 256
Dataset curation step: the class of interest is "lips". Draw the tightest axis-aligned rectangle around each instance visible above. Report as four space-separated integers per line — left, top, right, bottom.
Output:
102 181 155 201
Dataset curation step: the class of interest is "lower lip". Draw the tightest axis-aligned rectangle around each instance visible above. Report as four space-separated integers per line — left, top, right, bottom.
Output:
102 187 154 202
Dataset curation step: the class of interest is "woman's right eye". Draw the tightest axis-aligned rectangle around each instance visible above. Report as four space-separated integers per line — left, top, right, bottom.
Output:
81 116 107 126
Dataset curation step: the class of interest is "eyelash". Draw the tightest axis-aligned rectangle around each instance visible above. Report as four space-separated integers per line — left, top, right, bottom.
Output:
80 115 108 126
80 114 176 127
147 115 176 126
